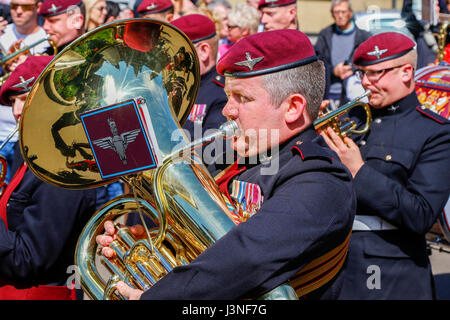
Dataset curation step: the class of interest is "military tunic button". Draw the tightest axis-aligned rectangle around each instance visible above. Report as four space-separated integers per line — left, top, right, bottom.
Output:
375 118 382 124
385 154 392 161
359 140 366 146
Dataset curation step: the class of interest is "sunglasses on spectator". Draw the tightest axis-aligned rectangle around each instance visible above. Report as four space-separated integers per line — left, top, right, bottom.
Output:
10 2 37 11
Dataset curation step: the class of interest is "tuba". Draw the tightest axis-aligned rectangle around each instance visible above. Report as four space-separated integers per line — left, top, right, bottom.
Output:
19 19 297 300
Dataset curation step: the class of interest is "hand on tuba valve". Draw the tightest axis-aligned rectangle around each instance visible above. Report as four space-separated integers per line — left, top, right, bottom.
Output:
314 90 372 139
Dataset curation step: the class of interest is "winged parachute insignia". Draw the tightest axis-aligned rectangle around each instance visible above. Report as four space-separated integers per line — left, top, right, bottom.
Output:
92 118 141 165
234 52 264 71
367 46 388 59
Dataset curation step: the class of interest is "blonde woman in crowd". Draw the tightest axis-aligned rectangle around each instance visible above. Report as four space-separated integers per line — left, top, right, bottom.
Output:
84 0 107 31
218 2 260 59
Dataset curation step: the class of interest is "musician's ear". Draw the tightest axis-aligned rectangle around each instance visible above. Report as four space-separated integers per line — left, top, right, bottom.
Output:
66 5 84 31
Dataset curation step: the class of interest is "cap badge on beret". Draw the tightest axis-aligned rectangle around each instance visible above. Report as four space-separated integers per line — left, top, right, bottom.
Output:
146 3 158 10
367 46 388 60
48 3 62 14
234 52 264 71
12 76 35 91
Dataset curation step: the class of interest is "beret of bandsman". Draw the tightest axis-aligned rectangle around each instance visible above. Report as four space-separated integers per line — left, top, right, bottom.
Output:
258 0 296 9
171 14 216 43
0 55 54 106
137 0 173 15
38 0 82 17
216 29 317 78
353 32 417 66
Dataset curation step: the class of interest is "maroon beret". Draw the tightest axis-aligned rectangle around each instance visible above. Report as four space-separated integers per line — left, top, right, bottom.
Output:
171 14 216 43
216 29 317 78
38 0 82 17
258 0 296 9
353 32 417 66
0 55 54 105
137 0 173 15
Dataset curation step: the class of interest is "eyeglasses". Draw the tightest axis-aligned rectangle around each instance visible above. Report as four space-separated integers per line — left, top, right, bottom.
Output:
227 25 239 30
10 2 37 11
355 65 405 82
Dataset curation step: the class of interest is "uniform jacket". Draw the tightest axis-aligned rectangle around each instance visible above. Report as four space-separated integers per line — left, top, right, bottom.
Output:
0 143 97 287
140 127 356 300
338 91 450 299
182 66 227 140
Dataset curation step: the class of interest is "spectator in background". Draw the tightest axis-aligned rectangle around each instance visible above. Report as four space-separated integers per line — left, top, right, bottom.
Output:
118 5 134 19
207 0 231 59
84 0 107 31
314 0 370 107
246 0 263 32
218 3 259 59
104 0 120 23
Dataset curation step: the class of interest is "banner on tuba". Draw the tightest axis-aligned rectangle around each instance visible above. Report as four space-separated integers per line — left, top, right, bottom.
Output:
80 97 162 179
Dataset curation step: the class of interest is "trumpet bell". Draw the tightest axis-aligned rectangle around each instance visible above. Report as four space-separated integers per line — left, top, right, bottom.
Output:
19 19 200 189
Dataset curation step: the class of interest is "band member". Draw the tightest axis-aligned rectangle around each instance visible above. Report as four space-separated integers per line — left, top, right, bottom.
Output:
171 14 227 144
0 55 97 300
258 0 298 31
98 29 356 300
39 0 86 55
136 0 174 22
321 32 450 299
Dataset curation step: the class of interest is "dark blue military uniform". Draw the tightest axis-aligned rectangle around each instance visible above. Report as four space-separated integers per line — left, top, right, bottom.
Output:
140 127 356 299
0 143 97 291
337 91 450 299
182 67 227 140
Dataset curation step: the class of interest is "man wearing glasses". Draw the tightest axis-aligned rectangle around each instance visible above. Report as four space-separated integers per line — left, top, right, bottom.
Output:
321 32 450 299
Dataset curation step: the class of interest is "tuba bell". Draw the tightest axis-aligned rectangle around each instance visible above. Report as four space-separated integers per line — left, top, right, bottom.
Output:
19 19 297 300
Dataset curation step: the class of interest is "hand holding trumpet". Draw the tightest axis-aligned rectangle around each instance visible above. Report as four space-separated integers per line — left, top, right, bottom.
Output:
320 126 365 178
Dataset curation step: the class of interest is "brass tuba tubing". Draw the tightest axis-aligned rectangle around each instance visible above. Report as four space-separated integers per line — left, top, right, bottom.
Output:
314 90 372 138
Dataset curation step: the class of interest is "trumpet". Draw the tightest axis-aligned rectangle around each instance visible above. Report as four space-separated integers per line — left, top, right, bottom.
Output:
314 90 372 138
0 36 57 86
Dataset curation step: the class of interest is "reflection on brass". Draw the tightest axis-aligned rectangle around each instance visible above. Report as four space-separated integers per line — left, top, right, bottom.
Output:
20 19 200 189
22 19 297 300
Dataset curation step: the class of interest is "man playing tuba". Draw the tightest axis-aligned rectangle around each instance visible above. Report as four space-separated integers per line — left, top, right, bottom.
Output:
97 29 356 300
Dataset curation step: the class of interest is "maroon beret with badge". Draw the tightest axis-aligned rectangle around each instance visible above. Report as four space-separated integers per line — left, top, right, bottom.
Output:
353 32 416 66
39 0 82 17
171 14 216 43
258 0 296 9
137 0 173 15
216 29 317 78
0 55 54 106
